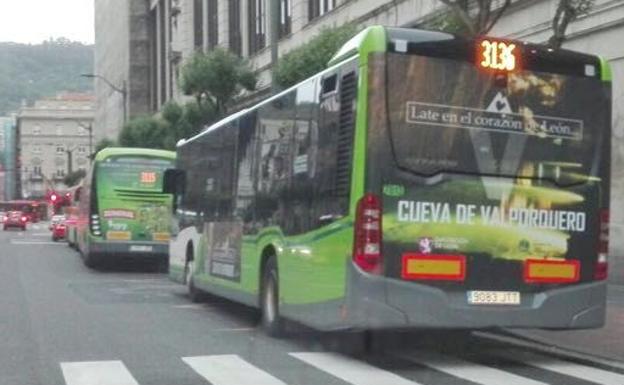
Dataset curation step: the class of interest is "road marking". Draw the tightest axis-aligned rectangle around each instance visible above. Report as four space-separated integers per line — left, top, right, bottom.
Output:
171 304 205 310
290 352 423 385
398 350 547 385
498 350 624 385
33 232 51 236
60 361 139 385
183 355 287 385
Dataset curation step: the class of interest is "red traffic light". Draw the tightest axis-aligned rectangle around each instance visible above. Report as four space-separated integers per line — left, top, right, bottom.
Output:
50 194 58 202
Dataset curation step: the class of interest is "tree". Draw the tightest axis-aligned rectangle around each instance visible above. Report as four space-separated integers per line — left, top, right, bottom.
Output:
63 169 86 187
94 138 117 154
272 24 359 89
548 0 594 48
118 116 169 149
436 0 512 36
180 48 256 116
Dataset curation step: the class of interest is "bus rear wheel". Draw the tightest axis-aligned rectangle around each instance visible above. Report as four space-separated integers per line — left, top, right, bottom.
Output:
185 260 202 303
261 256 284 337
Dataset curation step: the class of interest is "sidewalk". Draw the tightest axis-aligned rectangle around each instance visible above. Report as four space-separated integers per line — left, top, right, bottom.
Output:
508 279 624 363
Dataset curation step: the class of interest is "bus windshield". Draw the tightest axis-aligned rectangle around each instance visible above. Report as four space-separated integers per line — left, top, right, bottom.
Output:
371 53 609 185
96 156 174 194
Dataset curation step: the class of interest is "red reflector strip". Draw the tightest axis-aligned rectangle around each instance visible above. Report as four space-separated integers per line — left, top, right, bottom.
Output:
401 254 466 281
524 259 580 283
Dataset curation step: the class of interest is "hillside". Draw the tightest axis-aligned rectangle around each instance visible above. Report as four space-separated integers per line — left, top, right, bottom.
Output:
0 38 93 115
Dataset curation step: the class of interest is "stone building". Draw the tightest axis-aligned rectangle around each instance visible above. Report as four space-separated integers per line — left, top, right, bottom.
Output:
92 0 152 141
94 0 624 254
16 93 94 198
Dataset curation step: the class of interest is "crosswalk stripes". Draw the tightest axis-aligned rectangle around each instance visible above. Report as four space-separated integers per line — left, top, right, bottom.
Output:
183 355 288 385
60 361 139 385
290 352 423 385
59 350 624 385
497 349 624 385
397 350 547 385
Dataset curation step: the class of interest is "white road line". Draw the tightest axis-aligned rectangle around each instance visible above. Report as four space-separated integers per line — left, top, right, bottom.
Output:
33 232 51 236
183 355 287 385
290 352 423 385
60 361 139 385
399 350 547 385
498 350 624 385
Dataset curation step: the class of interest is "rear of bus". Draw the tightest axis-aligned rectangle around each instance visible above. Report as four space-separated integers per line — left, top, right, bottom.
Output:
86 148 175 263
347 27 611 330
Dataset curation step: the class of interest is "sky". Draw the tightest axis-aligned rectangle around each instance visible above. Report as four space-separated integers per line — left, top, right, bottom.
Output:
0 0 94 44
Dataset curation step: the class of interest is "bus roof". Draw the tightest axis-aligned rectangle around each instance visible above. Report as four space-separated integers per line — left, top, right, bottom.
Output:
94 147 176 162
180 25 611 147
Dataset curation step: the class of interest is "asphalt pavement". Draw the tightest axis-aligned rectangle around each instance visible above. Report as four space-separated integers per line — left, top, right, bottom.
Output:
2 223 624 385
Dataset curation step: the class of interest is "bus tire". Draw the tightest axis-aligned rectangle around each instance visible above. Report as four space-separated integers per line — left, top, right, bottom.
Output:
261 256 284 337
84 252 99 269
185 260 202 303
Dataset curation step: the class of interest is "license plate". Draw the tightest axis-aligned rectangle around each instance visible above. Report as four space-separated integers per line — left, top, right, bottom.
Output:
130 245 153 252
467 290 520 305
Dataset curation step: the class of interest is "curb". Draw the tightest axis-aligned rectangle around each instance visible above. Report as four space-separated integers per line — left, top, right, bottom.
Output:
476 329 624 373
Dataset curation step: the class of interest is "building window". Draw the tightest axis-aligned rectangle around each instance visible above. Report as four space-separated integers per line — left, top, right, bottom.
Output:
56 124 63 135
248 0 266 54
33 166 41 175
309 0 335 21
194 0 204 50
33 146 42 154
33 125 41 135
56 169 65 177
279 0 292 38
228 0 242 55
56 145 64 154
207 0 219 49
78 146 86 154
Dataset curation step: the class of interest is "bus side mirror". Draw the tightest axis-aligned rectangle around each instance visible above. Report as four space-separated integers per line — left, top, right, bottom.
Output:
163 169 185 195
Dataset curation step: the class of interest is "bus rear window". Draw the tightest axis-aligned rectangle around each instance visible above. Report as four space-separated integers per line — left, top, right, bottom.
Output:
368 53 609 185
96 156 174 193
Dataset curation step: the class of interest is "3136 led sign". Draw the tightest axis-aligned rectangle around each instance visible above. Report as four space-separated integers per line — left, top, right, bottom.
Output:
477 39 518 71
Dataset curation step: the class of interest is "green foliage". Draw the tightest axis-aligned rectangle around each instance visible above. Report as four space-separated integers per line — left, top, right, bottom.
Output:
119 100 217 150
94 138 117 154
63 169 86 187
272 24 360 88
118 116 169 149
180 48 256 115
0 38 93 115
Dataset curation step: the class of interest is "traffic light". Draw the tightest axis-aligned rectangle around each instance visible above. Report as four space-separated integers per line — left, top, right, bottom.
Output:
50 193 58 203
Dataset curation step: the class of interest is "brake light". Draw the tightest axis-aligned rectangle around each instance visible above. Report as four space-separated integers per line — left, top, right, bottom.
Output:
353 193 383 274
595 209 609 280
21 216 27 222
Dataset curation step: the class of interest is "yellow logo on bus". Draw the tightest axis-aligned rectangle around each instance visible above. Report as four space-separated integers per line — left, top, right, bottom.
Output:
152 232 171 242
106 231 131 241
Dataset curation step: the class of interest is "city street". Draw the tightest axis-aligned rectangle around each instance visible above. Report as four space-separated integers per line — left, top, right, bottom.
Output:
1 224 624 385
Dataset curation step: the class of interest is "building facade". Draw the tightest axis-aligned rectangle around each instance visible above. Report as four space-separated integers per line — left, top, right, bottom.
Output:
1 115 17 201
16 93 94 198
93 0 153 141
94 0 624 254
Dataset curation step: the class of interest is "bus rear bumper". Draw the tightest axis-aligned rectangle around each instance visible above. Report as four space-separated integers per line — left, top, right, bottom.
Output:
89 241 169 260
345 263 606 330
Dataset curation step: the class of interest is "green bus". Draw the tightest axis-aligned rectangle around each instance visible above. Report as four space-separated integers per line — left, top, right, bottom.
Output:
164 26 611 335
77 147 176 268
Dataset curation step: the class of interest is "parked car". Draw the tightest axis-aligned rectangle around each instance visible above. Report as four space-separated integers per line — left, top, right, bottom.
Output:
49 215 67 241
4 211 27 231
0 211 6 224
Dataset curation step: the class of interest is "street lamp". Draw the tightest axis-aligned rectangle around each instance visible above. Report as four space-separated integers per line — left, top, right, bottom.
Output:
81 73 127 124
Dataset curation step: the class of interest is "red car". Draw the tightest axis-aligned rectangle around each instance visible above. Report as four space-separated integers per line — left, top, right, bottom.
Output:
50 215 67 241
4 211 27 231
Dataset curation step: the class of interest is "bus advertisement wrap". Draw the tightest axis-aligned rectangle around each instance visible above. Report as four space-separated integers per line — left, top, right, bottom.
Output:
368 52 609 290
